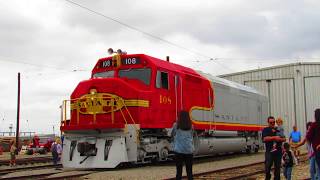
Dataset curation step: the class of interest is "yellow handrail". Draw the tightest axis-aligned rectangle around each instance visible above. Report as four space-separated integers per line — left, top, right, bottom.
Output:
61 96 133 125
61 95 141 143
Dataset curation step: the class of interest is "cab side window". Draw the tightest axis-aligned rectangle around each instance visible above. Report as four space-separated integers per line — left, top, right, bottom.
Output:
156 71 169 89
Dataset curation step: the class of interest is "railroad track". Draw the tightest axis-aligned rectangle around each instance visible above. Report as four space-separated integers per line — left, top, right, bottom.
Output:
166 154 308 180
194 154 308 180
193 161 265 180
0 164 95 180
0 164 61 176
6 153 254 180
0 156 52 166
0 169 94 180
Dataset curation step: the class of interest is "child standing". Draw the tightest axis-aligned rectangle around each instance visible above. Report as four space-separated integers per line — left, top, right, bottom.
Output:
51 138 62 166
9 140 17 167
271 117 286 152
282 142 296 180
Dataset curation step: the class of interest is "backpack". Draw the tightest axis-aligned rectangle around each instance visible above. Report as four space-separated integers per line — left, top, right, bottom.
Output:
283 151 293 167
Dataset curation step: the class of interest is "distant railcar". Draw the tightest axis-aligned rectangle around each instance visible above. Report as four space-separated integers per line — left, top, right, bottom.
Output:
60 54 268 168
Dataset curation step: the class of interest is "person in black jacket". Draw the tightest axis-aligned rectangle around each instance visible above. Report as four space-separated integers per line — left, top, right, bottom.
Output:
262 116 286 180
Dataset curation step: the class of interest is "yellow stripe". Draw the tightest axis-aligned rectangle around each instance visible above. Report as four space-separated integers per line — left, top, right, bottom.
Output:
124 100 149 107
189 106 265 128
192 120 266 128
70 93 149 114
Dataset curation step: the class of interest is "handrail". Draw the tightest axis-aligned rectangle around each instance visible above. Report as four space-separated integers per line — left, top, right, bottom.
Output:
60 95 141 135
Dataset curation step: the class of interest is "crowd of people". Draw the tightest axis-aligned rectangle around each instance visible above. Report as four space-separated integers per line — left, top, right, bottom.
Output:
171 109 320 180
262 108 320 180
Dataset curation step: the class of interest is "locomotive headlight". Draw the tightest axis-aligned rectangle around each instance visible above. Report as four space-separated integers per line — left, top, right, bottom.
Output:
90 89 97 95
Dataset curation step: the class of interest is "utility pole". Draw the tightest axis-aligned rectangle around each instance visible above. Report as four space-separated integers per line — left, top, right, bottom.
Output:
16 72 21 149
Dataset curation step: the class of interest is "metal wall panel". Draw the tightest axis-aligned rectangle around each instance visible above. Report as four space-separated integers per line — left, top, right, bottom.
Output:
220 63 320 135
244 81 269 97
245 79 295 136
244 80 269 124
304 76 320 122
269 79 295 136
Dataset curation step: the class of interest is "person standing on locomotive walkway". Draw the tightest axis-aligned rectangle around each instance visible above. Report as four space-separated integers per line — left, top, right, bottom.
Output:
262 116 286 180
171 111 194 180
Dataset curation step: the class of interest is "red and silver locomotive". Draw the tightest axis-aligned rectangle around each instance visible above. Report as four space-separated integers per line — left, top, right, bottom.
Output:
60 53 268 168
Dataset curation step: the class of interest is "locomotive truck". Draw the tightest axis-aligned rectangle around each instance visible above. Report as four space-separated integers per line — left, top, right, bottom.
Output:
60 53 268 168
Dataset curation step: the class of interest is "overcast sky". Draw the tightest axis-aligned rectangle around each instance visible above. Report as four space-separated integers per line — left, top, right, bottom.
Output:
1 0 320 134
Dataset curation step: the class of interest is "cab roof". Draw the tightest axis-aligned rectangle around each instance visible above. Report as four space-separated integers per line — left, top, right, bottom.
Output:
94 54 201 77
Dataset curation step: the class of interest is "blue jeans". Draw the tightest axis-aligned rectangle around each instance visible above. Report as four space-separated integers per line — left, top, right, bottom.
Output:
310 156 319 180
316 151 320 179
283 166 292 180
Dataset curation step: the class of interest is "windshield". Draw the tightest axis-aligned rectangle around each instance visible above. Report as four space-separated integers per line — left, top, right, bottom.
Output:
119 68 151 86
93 71 115 78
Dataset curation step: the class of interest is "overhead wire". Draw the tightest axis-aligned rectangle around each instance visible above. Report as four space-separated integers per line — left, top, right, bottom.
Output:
63 0 235 72
63 0 209 58
0 57 90 76
212 57 320 62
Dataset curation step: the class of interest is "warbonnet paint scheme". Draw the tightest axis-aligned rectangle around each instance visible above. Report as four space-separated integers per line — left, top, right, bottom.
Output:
60 54 268 168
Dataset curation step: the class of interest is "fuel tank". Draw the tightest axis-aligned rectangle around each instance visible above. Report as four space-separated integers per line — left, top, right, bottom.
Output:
194 137 246 156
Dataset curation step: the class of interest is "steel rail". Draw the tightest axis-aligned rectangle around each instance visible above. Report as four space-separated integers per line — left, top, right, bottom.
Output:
165 153 308 180
0 156 52 166
0 164 62 176
0 170 94 180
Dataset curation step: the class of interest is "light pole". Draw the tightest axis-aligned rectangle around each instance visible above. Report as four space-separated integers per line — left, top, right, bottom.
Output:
0 115 4 133
16 72 21 149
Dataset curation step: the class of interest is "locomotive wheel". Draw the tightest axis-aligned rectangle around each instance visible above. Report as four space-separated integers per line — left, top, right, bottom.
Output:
254 145 259 153
159 148 169 161
40 149 47 154
138 149 147 162
245 146 252 154
26 149 33 155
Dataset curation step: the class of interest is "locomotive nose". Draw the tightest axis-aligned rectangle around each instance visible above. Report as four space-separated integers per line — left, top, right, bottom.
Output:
62 77 148 131
71 78 138 99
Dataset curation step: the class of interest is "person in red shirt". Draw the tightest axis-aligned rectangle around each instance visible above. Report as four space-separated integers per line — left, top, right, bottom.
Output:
306 108 320 174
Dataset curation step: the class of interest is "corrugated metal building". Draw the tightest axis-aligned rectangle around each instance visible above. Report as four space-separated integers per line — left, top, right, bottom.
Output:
219 62 320 136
